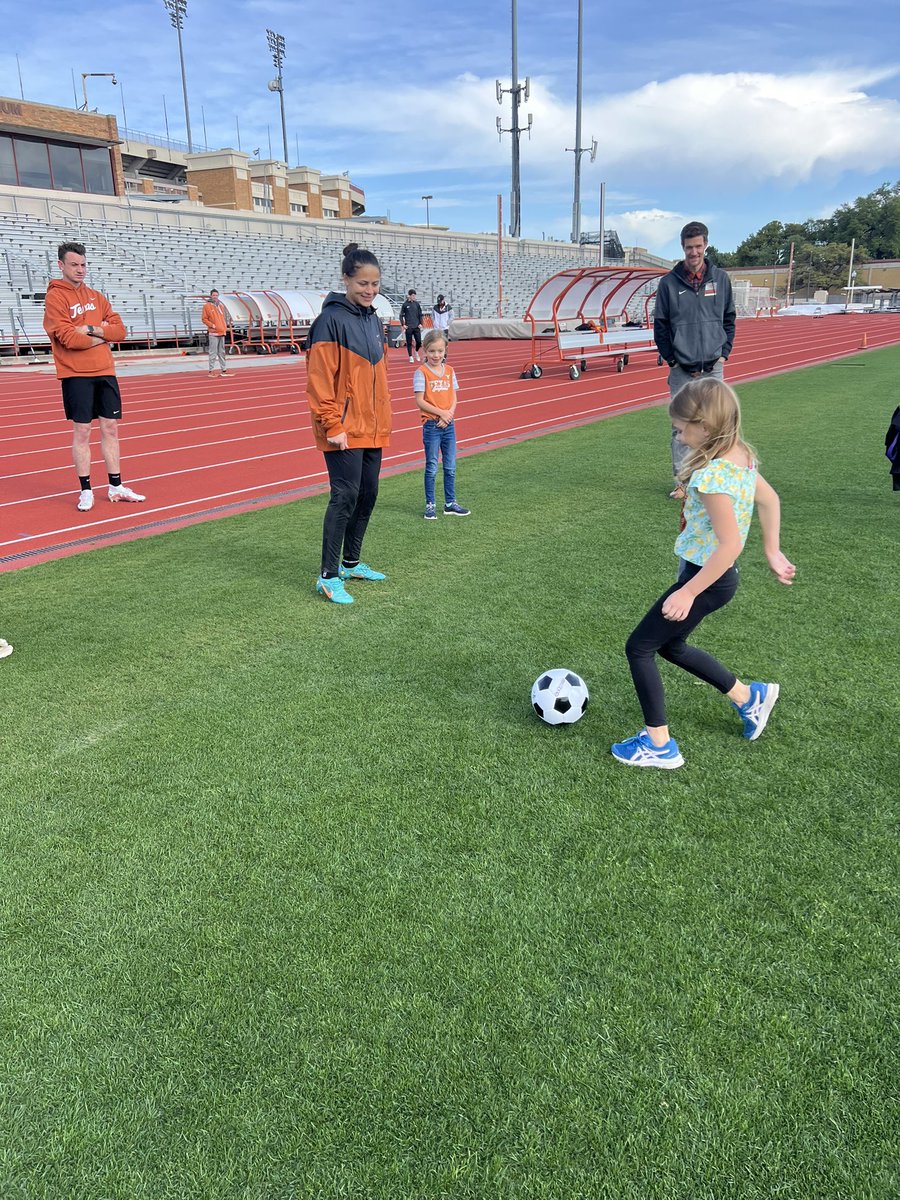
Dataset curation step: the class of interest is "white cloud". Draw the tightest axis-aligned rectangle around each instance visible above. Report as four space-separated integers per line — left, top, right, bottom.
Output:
588 67 900 183
295 64 900 190
614 210 686 253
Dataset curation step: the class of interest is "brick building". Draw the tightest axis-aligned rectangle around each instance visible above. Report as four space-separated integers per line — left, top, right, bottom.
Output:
0 95 366 219
0 97 123 197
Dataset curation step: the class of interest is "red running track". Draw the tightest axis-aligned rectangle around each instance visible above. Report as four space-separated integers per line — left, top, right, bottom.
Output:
2 313 898 572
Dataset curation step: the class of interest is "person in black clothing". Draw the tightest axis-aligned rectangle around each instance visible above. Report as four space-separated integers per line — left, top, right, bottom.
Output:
399 289 423 362
886 406 900 491
654 221 736 498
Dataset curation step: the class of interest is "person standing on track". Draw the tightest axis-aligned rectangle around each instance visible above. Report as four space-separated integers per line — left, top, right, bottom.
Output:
399 289 423 363
201 288 232 378
431 294 453 338
43 242 146 513
306 243 392 606
653 221 736 500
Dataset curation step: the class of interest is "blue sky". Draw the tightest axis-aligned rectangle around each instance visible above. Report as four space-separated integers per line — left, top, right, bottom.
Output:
3 0 899 257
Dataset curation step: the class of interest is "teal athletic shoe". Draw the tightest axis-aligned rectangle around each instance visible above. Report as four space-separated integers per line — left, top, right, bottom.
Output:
316 575 354 604
733 682 780 740
339 562 386 582
611 729 685 769
443 502 471 516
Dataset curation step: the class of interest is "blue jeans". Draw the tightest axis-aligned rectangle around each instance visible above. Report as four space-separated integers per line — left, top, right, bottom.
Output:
422 420 457 505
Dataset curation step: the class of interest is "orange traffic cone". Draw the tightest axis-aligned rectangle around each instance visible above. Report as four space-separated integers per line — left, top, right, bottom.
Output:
860 332 868 350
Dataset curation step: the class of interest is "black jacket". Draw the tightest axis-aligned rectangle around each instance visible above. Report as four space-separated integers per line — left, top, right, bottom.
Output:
399 299 423 328
886 406 900 491
653 259 736 372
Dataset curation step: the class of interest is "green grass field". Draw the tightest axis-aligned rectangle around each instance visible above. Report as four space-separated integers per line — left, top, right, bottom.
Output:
1 348 897 1200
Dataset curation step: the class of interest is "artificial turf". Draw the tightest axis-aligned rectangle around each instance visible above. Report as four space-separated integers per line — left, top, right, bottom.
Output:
0 346 897 1199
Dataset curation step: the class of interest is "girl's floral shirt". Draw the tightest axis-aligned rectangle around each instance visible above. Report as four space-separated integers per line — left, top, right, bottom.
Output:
675 458 757 565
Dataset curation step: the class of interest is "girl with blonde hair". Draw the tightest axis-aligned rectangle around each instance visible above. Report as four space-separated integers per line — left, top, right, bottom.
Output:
612 378 796 769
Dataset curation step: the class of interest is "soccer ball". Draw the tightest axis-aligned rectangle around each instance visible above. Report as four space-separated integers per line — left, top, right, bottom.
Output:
531 668 589 726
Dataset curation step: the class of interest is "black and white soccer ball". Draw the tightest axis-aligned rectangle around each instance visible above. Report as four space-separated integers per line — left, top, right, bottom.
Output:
531 668 589 726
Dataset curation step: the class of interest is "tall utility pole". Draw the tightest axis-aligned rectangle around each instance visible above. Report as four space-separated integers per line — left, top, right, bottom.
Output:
845 237 856 311
496 0 532 238
598 181 606 266
567 0 596 244
163 0 192 152
785 240 795 305
267 29 288 164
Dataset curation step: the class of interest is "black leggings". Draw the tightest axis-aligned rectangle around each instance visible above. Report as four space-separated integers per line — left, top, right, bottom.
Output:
405 327 422 355
625 560 739 728
321 448 382 575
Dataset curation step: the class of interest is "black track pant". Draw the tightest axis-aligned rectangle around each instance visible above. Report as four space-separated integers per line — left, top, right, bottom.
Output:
405 327 422 355
321 448 382 576
625 560 739 728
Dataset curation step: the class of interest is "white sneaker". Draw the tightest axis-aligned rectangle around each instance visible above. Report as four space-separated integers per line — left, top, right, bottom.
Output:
409 355 414 363
415 353 421 361
0 638 13 660
77 488 95 512
108 484 146 503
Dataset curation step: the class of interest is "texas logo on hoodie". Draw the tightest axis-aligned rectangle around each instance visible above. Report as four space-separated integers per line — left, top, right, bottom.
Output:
43 278 126 379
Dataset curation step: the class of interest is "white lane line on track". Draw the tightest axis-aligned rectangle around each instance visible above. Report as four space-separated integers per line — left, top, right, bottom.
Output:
0 449 426 548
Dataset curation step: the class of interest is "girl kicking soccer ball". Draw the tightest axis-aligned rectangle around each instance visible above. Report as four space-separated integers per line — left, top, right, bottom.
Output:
612 377 796 769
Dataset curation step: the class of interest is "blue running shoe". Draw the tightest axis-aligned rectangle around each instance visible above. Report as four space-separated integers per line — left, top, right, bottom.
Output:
443 502 471 516
611 729 685 769
316 575 354 604
339 562 386 582
734 681 779 740
424 502 437 520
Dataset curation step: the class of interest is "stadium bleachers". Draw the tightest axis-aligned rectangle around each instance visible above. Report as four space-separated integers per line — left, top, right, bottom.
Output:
1 207 659 351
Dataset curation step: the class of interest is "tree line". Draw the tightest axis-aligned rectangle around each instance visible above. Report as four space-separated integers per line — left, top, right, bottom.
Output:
707 182 900 296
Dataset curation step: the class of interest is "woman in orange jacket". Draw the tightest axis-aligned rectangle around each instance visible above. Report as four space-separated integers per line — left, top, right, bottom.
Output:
306 243 392 605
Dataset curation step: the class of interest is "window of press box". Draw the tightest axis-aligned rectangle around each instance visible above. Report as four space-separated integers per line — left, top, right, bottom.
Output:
0 136 115 195
81 146 115 195
13 137 52 189
0 135 16 186
49 142 86 192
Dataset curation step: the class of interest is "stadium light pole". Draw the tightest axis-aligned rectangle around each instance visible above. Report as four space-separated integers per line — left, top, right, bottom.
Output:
566 0 597 244
496 0 532 238
163 0 193 153
266 29 288 164
422 195 433 228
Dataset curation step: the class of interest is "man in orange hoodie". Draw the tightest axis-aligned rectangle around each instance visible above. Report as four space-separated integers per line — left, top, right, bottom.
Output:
43 242 146 512
201 287 231 378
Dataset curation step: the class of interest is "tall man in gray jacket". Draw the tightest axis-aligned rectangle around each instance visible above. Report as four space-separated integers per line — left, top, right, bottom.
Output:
653 221 736 496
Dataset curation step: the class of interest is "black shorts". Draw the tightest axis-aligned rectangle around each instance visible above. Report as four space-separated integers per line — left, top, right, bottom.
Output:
61 376 122 423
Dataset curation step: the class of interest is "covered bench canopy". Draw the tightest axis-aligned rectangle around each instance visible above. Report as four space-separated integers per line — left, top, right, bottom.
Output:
524 265 667 326
521 266 668 381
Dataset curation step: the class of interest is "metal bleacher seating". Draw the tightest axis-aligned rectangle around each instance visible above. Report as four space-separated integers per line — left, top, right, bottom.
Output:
1 207 618 352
